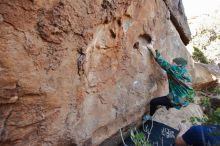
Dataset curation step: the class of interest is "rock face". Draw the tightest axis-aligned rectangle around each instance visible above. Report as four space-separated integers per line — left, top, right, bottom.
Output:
153 103 204 130
0 0 192 145
163 0 191 45
192 63 220 90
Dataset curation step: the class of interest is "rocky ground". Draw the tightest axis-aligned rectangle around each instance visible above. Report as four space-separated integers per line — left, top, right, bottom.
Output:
153 102 204 130
187 9 220 64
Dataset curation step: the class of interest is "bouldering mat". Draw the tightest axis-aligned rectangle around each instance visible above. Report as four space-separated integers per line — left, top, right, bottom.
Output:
119 120 179 146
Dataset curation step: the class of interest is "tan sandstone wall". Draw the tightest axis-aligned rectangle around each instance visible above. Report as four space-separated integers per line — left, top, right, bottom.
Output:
0 0 192 145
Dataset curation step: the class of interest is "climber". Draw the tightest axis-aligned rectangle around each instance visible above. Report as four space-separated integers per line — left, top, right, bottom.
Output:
175 123 220 146
143 43 195 121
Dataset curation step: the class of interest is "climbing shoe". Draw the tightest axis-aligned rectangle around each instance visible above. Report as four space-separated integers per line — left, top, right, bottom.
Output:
143 115 152 123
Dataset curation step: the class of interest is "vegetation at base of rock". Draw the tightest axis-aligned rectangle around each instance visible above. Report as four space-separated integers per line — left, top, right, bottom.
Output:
190 92 220 127
204 85 220 94
205 108 220 125
190 107 220 127
190 116 208 125
130 130 152 146
210 86 220 95
200 96 211 108
192 46 210 64
186 96 194 103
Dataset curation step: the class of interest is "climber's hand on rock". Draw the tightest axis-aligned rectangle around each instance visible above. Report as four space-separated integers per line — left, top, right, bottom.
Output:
147 44 156 57
147 44 154 50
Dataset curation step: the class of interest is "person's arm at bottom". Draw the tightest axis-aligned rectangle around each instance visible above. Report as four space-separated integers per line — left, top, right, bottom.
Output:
175 136 187 146
175 123 189 146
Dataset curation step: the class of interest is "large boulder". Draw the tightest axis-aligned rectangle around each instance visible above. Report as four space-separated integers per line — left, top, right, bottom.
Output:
0 0 191 145
153 103 204 130
192 63 220 90
163 0 192 45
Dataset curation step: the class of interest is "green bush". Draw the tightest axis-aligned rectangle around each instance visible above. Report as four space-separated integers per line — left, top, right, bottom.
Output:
190 116 208 125
190 95 220 124
130 130 151 146
206 107 220 125
201 96 211 107
192 46 209 64
212 86 220 95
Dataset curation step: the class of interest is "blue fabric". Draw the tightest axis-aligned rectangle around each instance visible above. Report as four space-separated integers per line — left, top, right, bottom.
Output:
182 125 220 146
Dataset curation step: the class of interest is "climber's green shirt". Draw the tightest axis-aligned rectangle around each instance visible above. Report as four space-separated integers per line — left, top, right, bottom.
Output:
155 51 195 109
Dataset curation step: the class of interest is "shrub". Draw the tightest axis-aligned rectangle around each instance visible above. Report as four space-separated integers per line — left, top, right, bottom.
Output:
130 130 152 146
192 46 209 64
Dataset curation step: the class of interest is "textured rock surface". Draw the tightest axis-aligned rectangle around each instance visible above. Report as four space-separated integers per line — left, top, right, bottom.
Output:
163 0 191 45
192 63 220 90
0 0 192 145
153 103 204 130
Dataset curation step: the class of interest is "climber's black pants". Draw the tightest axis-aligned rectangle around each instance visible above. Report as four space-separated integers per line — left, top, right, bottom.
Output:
150 95 173 116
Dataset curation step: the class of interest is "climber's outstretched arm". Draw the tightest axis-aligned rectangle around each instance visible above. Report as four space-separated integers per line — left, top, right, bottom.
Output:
147 45 172 71
147 44 156 57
